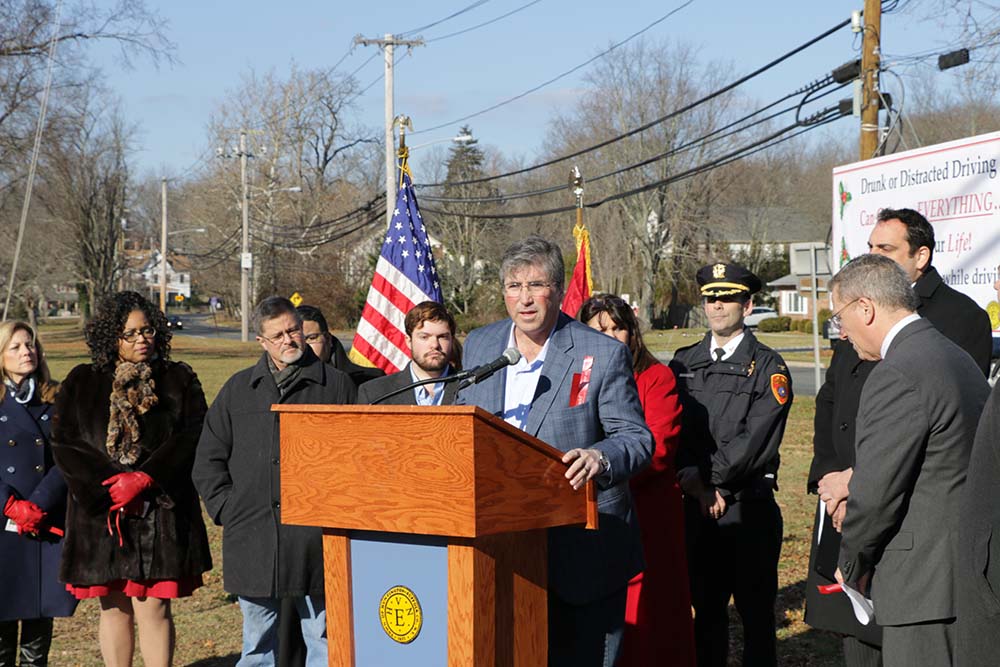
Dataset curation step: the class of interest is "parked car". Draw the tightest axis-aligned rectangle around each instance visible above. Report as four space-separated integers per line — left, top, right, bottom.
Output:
744 307 778 328
167 315 183 330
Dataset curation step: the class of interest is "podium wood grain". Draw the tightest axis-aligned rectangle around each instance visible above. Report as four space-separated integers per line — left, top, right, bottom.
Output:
277 405 595 537
275 405 596 667
322 530 354 667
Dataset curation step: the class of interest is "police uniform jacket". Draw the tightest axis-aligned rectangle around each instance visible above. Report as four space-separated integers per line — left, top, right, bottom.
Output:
670 329 792 499
0 386 77 621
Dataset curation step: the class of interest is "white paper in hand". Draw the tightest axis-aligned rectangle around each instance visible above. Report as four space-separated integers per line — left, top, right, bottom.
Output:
842 582 875 625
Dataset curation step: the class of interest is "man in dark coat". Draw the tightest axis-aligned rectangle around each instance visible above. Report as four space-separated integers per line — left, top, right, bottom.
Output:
194 297 356 666
670 262 792 667
806 207 993 666
297 304 385 387
957 270 1000 666
357 301 460 406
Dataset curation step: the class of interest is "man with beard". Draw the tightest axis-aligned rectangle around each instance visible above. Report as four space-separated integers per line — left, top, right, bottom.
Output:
357 301 460 406
194 296 356 666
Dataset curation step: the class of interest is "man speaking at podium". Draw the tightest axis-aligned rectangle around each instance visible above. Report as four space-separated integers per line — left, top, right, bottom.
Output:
459 235 653 667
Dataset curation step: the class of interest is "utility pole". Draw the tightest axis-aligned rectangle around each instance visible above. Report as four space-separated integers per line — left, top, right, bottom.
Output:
160 178 168 314
355 33 424 223
860 0 882 159
239 131 251 343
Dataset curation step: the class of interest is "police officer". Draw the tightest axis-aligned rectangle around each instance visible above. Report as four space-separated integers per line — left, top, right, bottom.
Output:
669 262 792 667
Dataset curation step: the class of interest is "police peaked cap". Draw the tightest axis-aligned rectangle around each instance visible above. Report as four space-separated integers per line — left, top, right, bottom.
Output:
697 262 762 297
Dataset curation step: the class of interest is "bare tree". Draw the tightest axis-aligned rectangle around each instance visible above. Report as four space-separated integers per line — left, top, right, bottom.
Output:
38 93 132 316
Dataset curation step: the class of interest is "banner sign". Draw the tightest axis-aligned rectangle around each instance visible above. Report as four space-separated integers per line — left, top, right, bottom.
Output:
832 132 1000 331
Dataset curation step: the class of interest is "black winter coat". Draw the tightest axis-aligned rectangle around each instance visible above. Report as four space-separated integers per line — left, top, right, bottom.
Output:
51 361 212 586
670 329 792 499
0 389 77 620
957 383 1000 666
804 265 992 641
193 351 356 598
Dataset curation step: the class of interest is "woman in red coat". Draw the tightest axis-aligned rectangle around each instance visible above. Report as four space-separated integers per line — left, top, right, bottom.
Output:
580 295 695 667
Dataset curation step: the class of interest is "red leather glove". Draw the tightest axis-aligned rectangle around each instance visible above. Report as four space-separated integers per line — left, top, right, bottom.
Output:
101 471 154 512
4 495 46 534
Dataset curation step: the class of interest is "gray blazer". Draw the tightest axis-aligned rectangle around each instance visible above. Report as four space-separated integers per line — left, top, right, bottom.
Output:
839 318 989 626
356 363 459 406
458 313 653 604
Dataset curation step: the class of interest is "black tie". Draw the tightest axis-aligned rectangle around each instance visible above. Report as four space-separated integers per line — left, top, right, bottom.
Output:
714 347 725 362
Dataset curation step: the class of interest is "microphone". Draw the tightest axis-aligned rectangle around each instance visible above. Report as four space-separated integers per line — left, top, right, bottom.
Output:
459 347 521 387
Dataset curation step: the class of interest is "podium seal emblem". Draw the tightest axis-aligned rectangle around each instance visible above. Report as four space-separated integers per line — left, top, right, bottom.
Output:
379 585 423 644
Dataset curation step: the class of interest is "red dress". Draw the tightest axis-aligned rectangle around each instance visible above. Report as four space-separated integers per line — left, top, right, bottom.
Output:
617 362 696 667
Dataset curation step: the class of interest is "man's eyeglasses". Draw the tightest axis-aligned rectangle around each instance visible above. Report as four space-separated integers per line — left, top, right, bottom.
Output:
260 327 303 345
121 327 157 343
304 332 327 344
830 298 861 328
503 281 554 297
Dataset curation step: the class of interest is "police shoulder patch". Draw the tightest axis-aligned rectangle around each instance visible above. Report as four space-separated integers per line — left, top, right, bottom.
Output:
770 374 789 405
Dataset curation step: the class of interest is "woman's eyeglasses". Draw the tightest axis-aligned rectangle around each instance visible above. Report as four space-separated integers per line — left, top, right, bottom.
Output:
121 327 156 343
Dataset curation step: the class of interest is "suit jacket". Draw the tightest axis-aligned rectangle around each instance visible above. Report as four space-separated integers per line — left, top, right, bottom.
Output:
458 313 653 605
356 363 459 406
805 265 992 638
957 383 1000 665
838 319 989 626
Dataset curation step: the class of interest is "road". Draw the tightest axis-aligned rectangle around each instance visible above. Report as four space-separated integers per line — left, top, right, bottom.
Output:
174 314 826 396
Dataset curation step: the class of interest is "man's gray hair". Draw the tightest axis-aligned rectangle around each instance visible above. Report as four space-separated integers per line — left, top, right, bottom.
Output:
829 254 920 312
252 296 302 335
499 235 564 288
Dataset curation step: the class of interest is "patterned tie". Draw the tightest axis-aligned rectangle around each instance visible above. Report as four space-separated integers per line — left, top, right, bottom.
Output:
714 347 726 362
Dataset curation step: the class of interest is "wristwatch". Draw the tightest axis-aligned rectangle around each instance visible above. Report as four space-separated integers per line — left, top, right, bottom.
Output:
597 451 611 476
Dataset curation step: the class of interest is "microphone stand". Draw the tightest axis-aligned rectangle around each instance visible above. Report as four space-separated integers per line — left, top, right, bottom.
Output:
368 372 468 405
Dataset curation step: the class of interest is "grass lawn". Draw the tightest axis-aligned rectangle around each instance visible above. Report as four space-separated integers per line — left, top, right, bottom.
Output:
37 322 840 666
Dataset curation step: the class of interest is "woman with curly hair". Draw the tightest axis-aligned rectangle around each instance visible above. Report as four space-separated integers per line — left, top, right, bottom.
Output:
0 321 77 666
578 295 695 667
51 291 212 667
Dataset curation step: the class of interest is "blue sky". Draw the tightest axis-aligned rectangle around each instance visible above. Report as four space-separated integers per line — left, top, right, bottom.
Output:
88 0 973 181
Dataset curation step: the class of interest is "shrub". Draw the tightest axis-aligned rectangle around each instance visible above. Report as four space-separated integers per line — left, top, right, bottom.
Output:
758 317 790 332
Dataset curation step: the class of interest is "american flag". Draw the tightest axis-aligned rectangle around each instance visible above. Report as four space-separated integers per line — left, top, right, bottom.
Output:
348 162 443 373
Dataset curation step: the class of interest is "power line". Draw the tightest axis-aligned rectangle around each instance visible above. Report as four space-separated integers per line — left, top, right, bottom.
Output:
420 110 845 220
410 0 696 136
418 15 853 188
425 0 544 43
420 76 843 205
398 0 493 37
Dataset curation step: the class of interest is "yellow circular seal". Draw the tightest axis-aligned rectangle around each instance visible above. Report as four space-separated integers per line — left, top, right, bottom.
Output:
378 586 422 644
987 301 1000 330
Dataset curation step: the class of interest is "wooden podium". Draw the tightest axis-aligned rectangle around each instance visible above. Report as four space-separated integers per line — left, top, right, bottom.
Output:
274 404 597 667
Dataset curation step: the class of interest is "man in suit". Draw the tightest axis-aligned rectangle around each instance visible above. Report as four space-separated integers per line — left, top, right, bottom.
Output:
957 267 1000 666
357 301 460 405
806 207 993 666
458 235 652 667
831 254 989 666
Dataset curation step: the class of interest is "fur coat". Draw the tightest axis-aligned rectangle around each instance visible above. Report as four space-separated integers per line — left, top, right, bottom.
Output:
51 360 212 585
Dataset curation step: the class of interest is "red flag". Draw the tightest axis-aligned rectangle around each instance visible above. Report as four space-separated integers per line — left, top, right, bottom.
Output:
561 222 593 318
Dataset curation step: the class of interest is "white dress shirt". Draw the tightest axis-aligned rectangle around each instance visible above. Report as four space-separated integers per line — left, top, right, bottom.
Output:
502 324 550 430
